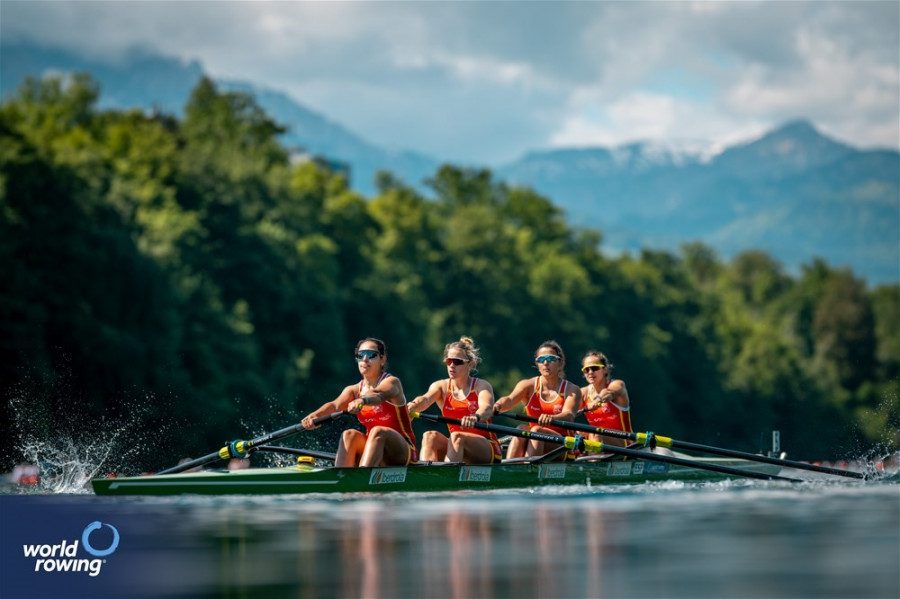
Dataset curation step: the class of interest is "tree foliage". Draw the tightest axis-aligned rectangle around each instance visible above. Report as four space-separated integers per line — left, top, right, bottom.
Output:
1 74 897 469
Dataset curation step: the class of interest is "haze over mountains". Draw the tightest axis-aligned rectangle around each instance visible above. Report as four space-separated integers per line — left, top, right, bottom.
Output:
2 41 897 284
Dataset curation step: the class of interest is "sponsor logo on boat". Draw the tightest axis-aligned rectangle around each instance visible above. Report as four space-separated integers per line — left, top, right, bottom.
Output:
460 466 492 482
645 462 669 474
633 462 645 475
538 464 567 479
608 462 633 476
22 521 119 577
369 467 407 485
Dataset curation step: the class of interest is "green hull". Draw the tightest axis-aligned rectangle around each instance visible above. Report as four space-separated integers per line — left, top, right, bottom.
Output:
91 457 781 496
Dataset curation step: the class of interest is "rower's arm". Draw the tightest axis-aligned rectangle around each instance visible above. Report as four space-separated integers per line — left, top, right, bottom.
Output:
302 386 355 429
556 384 582 421
475 381 495 422
606 379 630 408
357 375 403 408
407 381 444 414
491 379 532 415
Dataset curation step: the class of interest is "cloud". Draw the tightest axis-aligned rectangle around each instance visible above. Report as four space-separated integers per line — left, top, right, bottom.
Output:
3 1 897 162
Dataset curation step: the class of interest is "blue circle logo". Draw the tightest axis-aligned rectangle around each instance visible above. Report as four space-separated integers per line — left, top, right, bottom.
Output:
81 521 120 557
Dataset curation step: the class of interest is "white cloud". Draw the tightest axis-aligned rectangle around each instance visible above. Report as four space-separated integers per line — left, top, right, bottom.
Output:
2 1 897 161
551 89 765 151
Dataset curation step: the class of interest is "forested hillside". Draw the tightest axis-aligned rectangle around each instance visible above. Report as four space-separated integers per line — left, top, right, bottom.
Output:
1 75 897 470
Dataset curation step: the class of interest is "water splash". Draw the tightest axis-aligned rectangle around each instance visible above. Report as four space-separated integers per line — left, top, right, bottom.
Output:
17 429 127 494
7 389 172 494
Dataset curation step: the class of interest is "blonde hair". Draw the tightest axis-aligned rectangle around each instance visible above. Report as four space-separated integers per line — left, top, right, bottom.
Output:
444 336 482 368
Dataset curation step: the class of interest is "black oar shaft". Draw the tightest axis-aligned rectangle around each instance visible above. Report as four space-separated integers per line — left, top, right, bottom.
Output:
157 411 346 475
504 412 865 480
412 411 800 482
661 438 866 479
502 412 639 442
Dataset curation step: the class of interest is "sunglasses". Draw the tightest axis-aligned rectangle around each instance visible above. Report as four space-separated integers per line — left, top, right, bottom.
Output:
355 349 380 361
445 358 469 366
581 363 607 373
534 355 561 365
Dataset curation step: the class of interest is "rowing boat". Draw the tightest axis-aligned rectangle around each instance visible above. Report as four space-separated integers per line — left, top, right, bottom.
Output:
91 455 783 496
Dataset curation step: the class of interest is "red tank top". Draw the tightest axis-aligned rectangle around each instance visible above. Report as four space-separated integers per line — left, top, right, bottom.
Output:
356 373 418 460
525 378 570 436
442 378 502 460
583 383 633 433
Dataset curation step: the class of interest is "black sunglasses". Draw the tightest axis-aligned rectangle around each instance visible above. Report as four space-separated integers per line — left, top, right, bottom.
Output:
581 363 607 373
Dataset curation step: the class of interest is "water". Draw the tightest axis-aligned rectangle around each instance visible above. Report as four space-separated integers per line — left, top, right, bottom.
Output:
2 478 898 599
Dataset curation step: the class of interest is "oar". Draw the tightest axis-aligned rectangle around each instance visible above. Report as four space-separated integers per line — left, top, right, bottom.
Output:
157 411 347 475
503 412 868 480
411 411 801 482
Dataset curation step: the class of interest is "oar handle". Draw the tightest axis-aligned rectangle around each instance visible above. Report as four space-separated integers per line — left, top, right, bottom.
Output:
503 412 664 445
157 411 347 475
411 411 576 448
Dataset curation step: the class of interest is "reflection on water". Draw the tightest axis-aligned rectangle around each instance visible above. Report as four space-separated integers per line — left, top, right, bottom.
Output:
2 481 898 599
120 482 899 599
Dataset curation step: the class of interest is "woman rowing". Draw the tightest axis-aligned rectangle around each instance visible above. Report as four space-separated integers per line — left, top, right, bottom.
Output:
300 338 417 467
488 340 582 460
406 336 501 464
579 350 632 449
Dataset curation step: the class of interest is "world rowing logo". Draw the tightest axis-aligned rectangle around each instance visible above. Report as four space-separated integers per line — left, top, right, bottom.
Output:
81 521 120 557
22 521 120 576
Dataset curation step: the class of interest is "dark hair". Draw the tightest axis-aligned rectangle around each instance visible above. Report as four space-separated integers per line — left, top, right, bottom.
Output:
581 350 613 374
356 337 386 356
535 340 565 363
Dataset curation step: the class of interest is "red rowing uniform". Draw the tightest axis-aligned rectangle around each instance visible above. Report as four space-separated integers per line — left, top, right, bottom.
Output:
442 377 502 462
525 378 571 436
583 382 632 434
356 373 418 464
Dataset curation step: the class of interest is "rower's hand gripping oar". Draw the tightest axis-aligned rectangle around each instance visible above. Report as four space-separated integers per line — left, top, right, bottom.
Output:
504 412 869 480
157 411 347 475
411 411 801 482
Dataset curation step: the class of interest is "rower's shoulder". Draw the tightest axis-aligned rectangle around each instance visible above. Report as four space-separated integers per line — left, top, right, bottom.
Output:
608 379 627 393
519 376 539 391
340 382 360 396
564 380 583 398
473 377 494 392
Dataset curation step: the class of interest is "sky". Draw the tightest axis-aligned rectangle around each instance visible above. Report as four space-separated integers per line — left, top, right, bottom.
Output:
2 1 899 165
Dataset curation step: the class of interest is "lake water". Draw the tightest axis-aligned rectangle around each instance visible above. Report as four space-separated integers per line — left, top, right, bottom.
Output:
2 476 898 599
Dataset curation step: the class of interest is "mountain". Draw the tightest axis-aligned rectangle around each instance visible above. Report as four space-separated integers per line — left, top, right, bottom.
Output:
2 41 898 284
0 42 440 196
0 42 205 115
497 122 899 284
219 81 439 194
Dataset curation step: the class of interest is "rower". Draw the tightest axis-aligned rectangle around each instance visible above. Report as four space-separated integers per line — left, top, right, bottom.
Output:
578 350 632 449
487 340 582 460
300 338 418 467
406 336 501 464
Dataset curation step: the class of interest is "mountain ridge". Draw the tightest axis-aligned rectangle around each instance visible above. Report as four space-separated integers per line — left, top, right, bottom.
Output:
2 41 897 284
